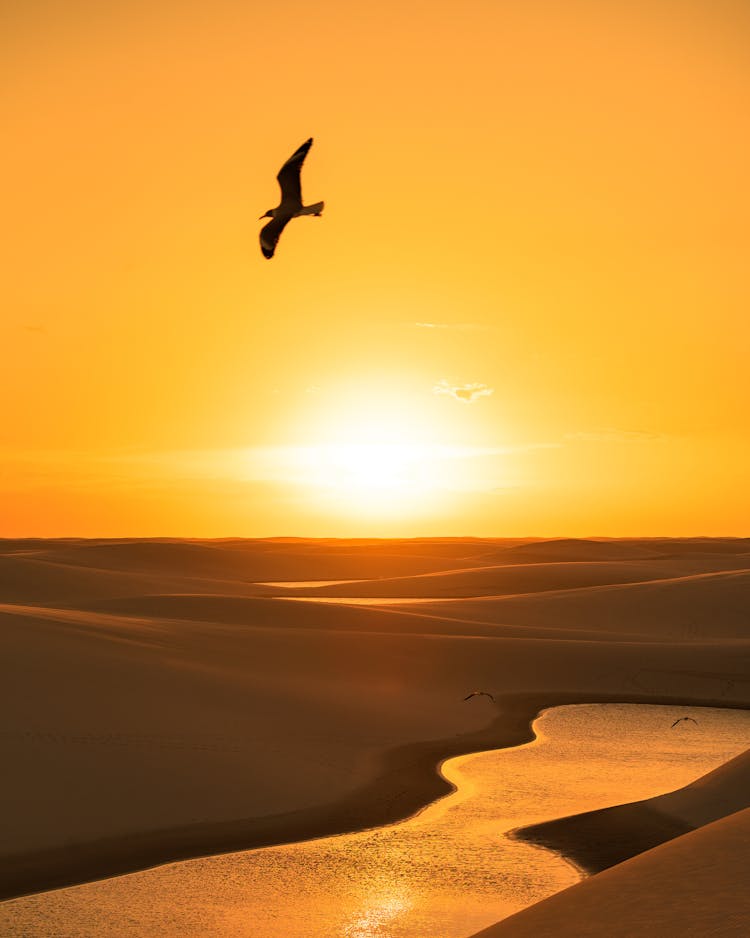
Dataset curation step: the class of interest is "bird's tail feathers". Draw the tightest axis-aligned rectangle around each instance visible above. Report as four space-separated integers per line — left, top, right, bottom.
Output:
300 201 324 216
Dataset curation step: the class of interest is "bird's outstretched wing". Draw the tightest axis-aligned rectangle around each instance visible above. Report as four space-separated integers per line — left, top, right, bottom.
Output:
671 718 682 728
277 138 313 205
260 214 291 259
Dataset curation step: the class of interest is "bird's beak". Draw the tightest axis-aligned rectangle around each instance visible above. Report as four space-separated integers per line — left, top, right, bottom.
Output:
258 213 267 220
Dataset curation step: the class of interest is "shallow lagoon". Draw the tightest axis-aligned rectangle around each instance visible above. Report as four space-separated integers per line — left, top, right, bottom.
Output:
2 703 748 937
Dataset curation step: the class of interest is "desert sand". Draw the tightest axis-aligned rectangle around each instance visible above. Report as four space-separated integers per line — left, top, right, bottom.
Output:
1 537 749 932
478 737 750 936
473 810 750 938
513 738 750 874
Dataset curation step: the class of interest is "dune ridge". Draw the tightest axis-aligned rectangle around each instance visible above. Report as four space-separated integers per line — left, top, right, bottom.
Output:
472 808 750 937
0 537 748 913
513 741 750 876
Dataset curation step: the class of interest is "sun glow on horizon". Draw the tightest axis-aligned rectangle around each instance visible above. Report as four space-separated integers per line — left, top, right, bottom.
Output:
292 441 441 516
3 1 749 537
274 392 511 516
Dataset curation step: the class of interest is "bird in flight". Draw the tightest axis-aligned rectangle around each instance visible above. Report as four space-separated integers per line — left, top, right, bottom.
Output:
671 716 699 728
463 691 495 702
259 138 324 259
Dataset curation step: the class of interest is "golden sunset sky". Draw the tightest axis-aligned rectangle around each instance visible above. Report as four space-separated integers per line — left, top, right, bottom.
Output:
2 0 749 536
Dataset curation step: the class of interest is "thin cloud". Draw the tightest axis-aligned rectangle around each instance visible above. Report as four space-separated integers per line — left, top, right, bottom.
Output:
433 380 494 403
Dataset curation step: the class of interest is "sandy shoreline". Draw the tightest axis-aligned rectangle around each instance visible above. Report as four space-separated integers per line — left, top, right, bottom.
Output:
472 720 750 936
473 808 750 938
1 537 749 931
511 799 693 876
3 690 747 902
511 724 750 878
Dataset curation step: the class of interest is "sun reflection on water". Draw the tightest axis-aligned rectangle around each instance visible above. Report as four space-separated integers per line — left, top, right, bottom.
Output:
2 705 749 938
343 886 413 937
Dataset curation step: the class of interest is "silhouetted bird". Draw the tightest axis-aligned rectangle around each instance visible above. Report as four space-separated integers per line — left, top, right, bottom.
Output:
463 691 495 702
671 716 699 728
259 138 324 259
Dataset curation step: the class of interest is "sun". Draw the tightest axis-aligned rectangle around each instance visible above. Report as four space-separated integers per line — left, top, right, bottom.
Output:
282 396 450 516
271 385 502 518
287 436 442 517
301 441 438 511
308 443 421 491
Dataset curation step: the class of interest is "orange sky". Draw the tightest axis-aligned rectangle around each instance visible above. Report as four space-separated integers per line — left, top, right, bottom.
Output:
2 0 749 537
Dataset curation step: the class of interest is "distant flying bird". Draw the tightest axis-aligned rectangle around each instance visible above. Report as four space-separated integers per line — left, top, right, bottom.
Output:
671 716 699 728
259 138 324 259
464 691 495 702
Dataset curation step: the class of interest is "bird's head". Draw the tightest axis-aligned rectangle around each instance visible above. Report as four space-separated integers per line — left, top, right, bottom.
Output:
259 209 274 220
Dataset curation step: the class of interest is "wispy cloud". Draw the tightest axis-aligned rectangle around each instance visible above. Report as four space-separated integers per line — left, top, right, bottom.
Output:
433 380 494 403
565 428 663 443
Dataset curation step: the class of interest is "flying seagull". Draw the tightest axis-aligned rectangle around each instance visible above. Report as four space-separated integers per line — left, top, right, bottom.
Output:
464 691 495 702
671 716 699 728
259 138 324 259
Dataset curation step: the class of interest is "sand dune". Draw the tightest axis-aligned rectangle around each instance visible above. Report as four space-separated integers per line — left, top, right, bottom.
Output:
292 554 750 599
485 537 666 563
0 537 500 605
492 741 750 932
393 569 750 641
0 537 748 910
472 808 750 937
24 538 495 581
0 553 273 605
295 559 673 599
76 593 643 642
511 745 750 877
475 657 750 936
636 537 750 555
650 746 750 828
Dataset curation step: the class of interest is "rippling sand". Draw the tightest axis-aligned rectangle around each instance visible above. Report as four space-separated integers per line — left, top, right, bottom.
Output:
1 537 749 932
